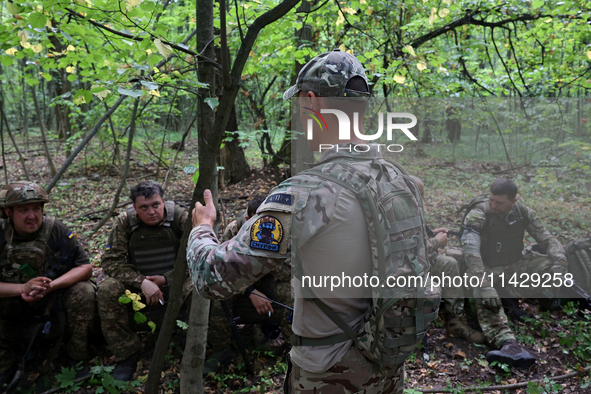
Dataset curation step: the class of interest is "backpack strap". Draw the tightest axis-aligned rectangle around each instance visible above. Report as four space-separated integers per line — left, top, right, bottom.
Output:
126 205 138 231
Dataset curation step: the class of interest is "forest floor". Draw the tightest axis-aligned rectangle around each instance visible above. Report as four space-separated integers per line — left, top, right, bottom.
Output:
2 138 591 393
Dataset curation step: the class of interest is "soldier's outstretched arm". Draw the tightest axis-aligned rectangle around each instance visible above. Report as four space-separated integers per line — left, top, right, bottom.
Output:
187 190 288 300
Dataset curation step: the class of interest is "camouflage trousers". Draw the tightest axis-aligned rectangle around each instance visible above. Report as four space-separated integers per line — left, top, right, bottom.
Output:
475 253 555 348
97 277 192 361
429 255 464 317
208 275 293 350
0 280 97 372
285 346 404 394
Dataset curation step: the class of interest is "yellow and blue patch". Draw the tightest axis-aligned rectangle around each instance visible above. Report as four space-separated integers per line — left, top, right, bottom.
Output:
106 245 111 251
68 232 74 239
250 215 283 252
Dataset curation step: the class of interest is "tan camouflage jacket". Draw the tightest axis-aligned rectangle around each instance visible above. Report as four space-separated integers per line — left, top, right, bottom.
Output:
102 204 188 291
461 201 566 277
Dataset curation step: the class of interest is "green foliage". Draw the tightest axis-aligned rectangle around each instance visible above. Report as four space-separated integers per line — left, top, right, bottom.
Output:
119 291 156 333
55 365 82 393
526 377 564 393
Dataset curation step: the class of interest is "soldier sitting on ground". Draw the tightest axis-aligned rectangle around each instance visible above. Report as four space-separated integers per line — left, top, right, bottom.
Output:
411 176 485 345
0 182 96 386
461 178 568 369
97 181 192 381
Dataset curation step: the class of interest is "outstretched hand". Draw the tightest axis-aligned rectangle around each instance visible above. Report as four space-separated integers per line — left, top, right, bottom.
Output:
192 189 217 228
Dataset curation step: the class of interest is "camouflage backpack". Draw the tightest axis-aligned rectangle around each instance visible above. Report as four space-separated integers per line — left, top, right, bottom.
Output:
291 156 440 369
565 238 591 294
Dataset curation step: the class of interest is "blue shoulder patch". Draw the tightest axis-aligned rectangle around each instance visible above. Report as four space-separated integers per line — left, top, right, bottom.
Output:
264 193 293 206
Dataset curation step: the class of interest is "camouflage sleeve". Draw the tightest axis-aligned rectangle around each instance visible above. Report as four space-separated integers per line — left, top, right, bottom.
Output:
220 220 239 243
186 221 288 300
49 219 90 267
426 236 440 255
525 207 567 262
101 213 145 291
162 209 189 287
461 205 486 277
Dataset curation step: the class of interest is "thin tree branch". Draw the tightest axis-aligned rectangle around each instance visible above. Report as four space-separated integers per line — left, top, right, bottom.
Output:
65 8 221 69
92 98 139 233
490 27 522 96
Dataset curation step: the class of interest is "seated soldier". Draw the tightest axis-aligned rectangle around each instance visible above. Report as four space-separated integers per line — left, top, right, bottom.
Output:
461 178 568 368
206 196 292 372
97 181 192 381
0 182 96 385
411 176 485 344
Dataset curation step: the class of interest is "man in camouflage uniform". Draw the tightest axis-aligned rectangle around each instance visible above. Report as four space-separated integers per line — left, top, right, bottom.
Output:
0 182 95 385
207 195 292 364
411 176 485 344
97 181 192 381
461 178 568 368
188 51 438 393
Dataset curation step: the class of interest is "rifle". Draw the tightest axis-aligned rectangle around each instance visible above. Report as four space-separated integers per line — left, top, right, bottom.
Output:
220 300 255 377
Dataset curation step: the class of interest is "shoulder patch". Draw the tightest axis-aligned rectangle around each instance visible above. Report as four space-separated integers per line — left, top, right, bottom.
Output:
68 232 74 239
264 193 293 206
257 192 297 214
250 215 284 252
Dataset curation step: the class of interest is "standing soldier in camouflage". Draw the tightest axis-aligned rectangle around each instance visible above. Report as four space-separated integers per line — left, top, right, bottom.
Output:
97 181 192 381
0 182 96 385
411 176 485 344
187 50 439 393
461 178 568 368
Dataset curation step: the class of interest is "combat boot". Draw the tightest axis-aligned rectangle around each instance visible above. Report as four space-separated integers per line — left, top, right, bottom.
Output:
486 339 536 369
113 351 141 381
446 316 486 344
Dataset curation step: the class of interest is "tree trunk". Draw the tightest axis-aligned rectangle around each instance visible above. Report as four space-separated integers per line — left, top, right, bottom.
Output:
31 85 57 177
180 292 210 393
223 104 250 184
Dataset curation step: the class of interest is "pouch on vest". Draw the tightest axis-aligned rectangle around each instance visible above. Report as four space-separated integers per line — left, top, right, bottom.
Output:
126 202 180 276
290 157 440 370
1 216 55 283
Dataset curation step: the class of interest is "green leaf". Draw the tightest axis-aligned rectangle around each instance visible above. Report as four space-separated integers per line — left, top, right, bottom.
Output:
140 80 158 90
42 73 52 82
67 74 77 82
134 312 147 324
532 0 544 8
118 295 131 304
148 321 156 333
6 3 19 15
1 56 14 67
176 320 188 330
204 97 219 110
29 13 47 29
117 87 143 98
191 170 200 183
74 89 92 104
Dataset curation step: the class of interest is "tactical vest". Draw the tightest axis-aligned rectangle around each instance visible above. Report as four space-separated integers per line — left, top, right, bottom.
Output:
289 153 440 369
126 201 183 276
462 195 529 267
0 216 55 283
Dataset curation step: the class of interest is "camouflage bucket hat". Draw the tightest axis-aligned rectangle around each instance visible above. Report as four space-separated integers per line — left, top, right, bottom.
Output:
283 49 370 100
0 182 49 218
